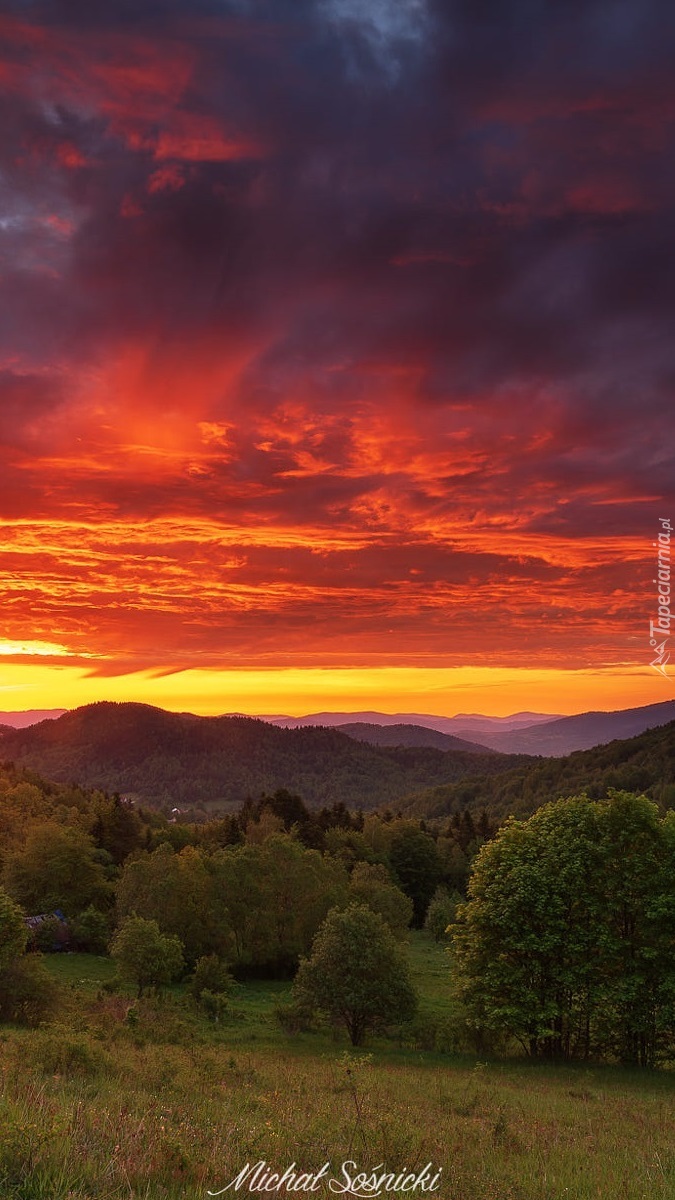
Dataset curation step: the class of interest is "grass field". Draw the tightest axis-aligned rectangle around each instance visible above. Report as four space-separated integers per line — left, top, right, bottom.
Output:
0 936 673 1199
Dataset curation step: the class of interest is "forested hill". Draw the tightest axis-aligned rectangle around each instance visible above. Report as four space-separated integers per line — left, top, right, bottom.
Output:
399 719 675 821
0 702 526 813
336 722 490 752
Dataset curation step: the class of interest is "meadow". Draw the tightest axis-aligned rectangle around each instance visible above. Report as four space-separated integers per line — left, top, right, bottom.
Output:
0 936 673 1200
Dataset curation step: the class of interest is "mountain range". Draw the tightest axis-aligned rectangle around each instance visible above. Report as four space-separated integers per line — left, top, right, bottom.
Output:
0 709 66 728
4 700 675 759
0 701 518 813
1 699 674 819
266 700 675 757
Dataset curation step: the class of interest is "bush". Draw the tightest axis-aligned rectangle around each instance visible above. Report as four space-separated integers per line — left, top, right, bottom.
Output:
0 955 59 1026
199 989 229 1022
29 915 69 953
424 887 460 942
29 1026 110 1076
188 954 233 1004
71 906 113 954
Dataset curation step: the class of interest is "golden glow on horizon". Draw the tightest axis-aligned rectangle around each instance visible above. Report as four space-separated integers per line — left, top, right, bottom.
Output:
0 640 75 657
0 662 671 718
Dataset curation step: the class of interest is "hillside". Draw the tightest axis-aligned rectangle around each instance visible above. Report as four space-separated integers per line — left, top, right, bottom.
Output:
265 709 560 735
0 709 67 728
336 722 491 753
456 699 675 755
0 701 524 813
399 719 675 821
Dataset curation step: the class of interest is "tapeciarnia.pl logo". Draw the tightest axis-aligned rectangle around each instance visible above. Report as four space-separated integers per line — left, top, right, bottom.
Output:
649 517 672 679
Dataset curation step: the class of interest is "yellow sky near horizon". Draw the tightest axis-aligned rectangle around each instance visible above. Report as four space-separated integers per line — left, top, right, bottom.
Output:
0 661 672 718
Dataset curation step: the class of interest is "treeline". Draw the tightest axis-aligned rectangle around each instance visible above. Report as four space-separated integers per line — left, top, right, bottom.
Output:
0 762 498 977
0 702 523 812
3 759 675 1067
402 720 675 821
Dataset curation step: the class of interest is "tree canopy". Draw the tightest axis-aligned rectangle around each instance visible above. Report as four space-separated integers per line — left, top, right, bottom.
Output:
110 916 185 997
293 903 417 1045
452 792 675 1066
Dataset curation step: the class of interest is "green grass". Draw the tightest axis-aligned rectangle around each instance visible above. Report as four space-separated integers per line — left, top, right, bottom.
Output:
0 937 673 1199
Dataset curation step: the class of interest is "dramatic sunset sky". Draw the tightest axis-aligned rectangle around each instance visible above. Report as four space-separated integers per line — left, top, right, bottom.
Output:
1 0 673 717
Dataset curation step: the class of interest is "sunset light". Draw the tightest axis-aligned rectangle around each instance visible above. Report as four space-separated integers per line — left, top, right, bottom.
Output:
1 3 673 718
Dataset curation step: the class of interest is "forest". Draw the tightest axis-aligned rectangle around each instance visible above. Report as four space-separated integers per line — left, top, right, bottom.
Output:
1 746 675 1068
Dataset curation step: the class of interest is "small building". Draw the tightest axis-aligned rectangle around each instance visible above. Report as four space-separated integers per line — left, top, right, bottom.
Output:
25 909 70 951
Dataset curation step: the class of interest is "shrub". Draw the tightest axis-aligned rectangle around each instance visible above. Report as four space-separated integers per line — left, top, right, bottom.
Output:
0 955 59 1026
188 954 233 1004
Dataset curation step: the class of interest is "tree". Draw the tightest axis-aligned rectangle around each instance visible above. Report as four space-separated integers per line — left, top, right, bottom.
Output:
293 904 417 1046
452 792 675 1065
424 886 460 942
90 793 143 864
348 862 413 938
110 916 184 997
188 954 234 1021
0 886 57 1026
388 822 443 926
212 835 348 974
116 842 231 966
2 822 110 916
0 887 27 970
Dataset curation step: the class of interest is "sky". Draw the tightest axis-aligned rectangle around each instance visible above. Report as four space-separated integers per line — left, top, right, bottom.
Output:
0 0 674 718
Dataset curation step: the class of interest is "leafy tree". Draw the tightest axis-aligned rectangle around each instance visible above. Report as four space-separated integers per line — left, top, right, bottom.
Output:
324 827 377 870
452 792 675 1065
0 888 27 969
212 835 348 974
591 793 675 1066
188 954 234 1020
453 796 606 1059
424 886 460 942
388 822 443 926
70 905 113 954
90 793 143 864
348 862 413 937
244 809 285 844
2 822 110 916
0 955 59 1026
110 916 184 997
188 954 234 1004
0 887 27 970
116 843 230 966
293 904 417 1045
0 886 57 1026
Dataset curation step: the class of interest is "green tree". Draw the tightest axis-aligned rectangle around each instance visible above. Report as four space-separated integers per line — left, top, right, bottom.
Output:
90 794 143 864
388 822 443 926
293 904 417 1046
70 905 113 954
452 792 675 1065
424 886 460 942
592 793 675 1066
348 862 413 937
0 887 27 970
0 886 57 1026
212 835 348 974
110 916 184 997
2 822 110 916
116 842 230 966
188 954 234 1020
